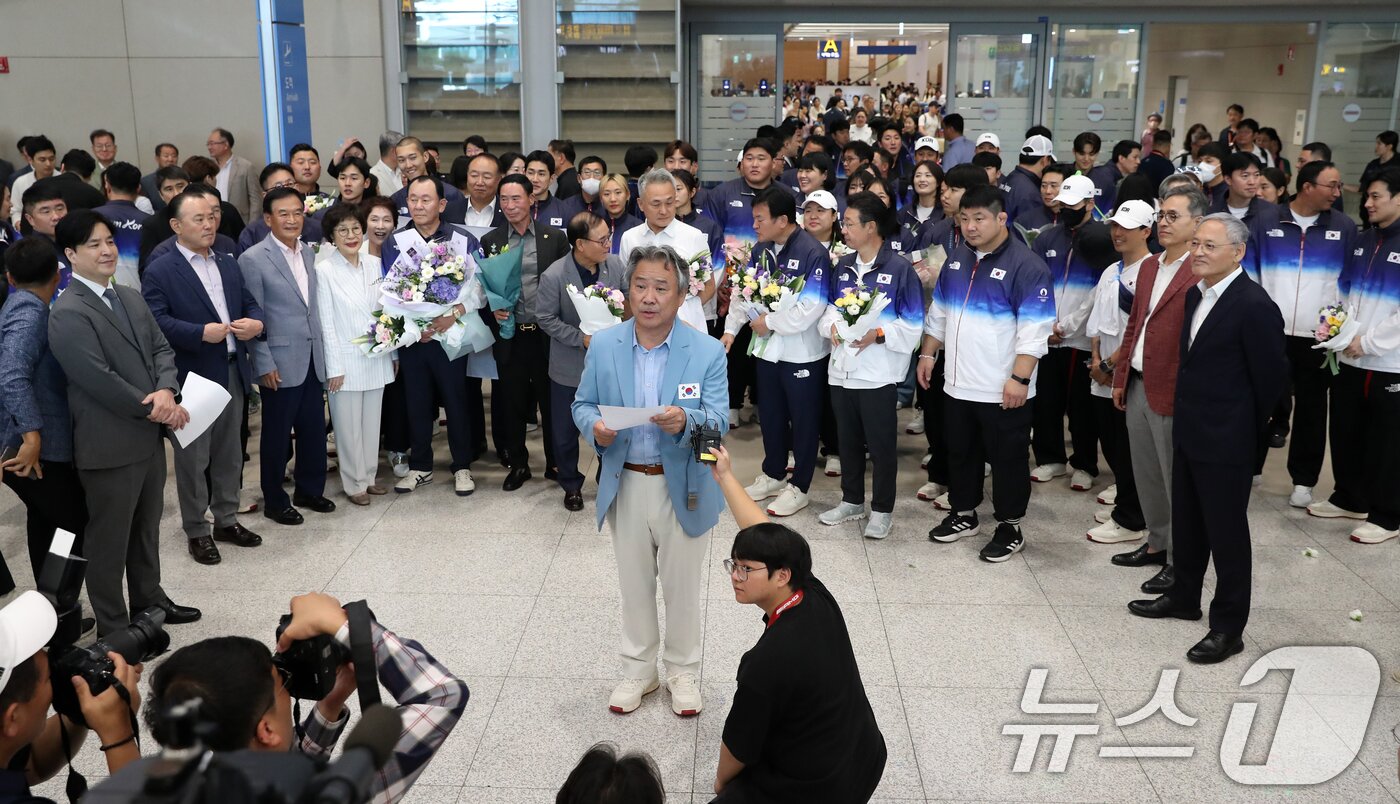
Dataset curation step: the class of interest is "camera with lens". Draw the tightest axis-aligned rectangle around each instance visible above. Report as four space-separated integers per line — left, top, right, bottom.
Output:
272 613 351 701
689 420 722 463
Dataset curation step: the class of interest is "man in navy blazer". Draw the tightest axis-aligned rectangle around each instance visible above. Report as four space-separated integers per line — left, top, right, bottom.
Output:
239 187 332 526
143 190 265 565
1128 214 1287 664
573 244 729 718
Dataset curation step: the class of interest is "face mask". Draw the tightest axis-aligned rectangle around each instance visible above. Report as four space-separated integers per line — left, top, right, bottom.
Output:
1196 163 1218 184
581 178 601 196
1060 205 1088 227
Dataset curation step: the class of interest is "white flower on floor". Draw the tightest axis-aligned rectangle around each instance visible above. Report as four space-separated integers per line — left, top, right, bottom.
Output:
1349 609 1364 622
1302 547 1319 558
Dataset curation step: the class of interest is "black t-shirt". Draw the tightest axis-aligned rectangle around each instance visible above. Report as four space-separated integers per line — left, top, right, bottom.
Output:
721 577 886 803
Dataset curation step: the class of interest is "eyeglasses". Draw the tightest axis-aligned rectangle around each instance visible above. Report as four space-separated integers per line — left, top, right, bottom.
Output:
1315 182 1344 192
1190 240 1242 254
1159 211 1197 224
723 558 769 580
587 233 613 246
207 139 228 147
333 226 363 238
271 658 293 691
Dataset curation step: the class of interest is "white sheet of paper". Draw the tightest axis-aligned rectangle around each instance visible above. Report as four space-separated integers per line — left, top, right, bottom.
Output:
599 405 667 430
174 372 233 448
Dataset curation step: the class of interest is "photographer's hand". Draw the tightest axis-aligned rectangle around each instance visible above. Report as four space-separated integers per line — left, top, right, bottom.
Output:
709 445 770 528
316 662 356 724
277 592 349 652
73 653 143 774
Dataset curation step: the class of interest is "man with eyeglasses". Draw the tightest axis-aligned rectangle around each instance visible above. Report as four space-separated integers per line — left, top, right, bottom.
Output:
1128 213 1287 664
1244 160 1356 510
206 128 260 225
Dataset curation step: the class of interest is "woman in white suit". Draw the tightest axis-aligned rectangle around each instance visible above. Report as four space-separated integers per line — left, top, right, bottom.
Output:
315 204 396 504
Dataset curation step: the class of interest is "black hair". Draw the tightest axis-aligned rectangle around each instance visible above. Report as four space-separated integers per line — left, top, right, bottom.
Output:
1152 129 1173 148
448 155 474 191
911 159 944 199
259 161 295 189
261 186 305 216
497 173 534 199
156 165 191 187
730 523 812 592
360 195 399 229
496 151 525 175
972 151 1003 171
842 140 874 163
547 138 576 164
1379 131 1400 151
60 149 97 178
845 191 898 238
827 118 850 135
322 203 367 244
288 142 319 160
145 637 276 753
943 113 965 134
154 142 178 159
1025 124 1053 140
756 124 779 140
1111 139 1141 163
958 184 1005 216
89 129 115 144
462 134 488 154
1227 104 1244 116
0 655 40 711
329 154 372 181
1301 141 1332 161
22 181 64 211
103 161 142 194
54 209 115 253
1235 118 1258 134
1295 159 1334 192
406 173 446 201
797 152 836 191
671 168 697 194
739 139 777 159
578 155 608 174
1221 151 1262 177
166 188 212 222
1262 167 1290 201
25 135 55 158
1368 166 1400 197
1115 173 1156 208
214 128 236 148
4 235 60 286
804 133 834 154
663 140 697 164
566 212 606 247
555 743 664 804
753 186 797 226
1195 142 1229 164
876 121 902 140
624 145 658 177
1073 131 1102 155
943 163 990 191
1042 162 1073 180
526 149 556 176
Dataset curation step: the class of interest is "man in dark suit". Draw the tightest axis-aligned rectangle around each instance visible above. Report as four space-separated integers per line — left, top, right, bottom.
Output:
141 142 180 211
48 210 202 636
143 190 265 565
239 187 334 526
481 175 569 490
1128 213 1287 664
34 150 107 213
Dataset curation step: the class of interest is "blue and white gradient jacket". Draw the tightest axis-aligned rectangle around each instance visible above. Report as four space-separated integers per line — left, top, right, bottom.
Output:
1247 203 1358 338
723 228 835 365
93 200 148 289
1033 221 1116 351
926 232 1056 403
701 178 795 250
1338 218 1400 373
819 241 925 389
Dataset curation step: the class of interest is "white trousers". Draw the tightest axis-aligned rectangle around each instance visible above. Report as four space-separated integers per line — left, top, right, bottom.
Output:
327 387 385 496
607 471 710 681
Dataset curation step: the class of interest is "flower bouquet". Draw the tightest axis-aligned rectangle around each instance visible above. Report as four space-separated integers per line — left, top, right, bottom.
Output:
828 241 854 266
372 241 491 359
680 250 715 331
304 194 333 215
830 282 891 371
476 243 523 339
566 282 626 336
1310 302 1360 375
351 310 415 356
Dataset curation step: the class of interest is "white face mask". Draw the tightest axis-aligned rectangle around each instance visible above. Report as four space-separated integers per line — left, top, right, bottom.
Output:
581 178 601 196
1196 163 1218 184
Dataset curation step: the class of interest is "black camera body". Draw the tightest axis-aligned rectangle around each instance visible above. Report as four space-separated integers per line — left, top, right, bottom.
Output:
689 421 722 463
274 614 351 701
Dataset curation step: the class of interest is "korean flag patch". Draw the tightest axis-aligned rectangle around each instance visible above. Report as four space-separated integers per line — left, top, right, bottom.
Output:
877 273 892 284
1388 252 1400 265
678 383 700 400
788 258 801 271
1325 230 1341 240
990 268 1007 280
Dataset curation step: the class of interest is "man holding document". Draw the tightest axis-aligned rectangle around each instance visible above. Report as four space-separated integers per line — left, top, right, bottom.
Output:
573 244 729 718
143 189 265 566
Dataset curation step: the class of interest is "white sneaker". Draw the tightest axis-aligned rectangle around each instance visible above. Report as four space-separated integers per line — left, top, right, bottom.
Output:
454 469 475 496
824 456 842 476
1031 463 1068 483
785 453 795 473
920 452 931 469
917 481 947 501
666 673 703 716
906 413 925 434
1349 522 1400 545
932 492 951 510
1307 500 1368 520
729 409 740 428
395 469 432 493
766 485 810 517
326 431 337 458
1288 485 1313 509
1094 507 1114 524
745 473 787 501
389 451 410 478
1087 519 1145 544
864 511 893 539
1097 484 1117 505
1252 474 1263 487
1070 469 1095 491
609 677 659 714
984 462 992 477
525 421 540 432
818 501 867 525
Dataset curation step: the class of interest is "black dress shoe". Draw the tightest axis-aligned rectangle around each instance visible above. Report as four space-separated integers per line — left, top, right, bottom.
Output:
292 493 336 513
1111 544 1168 567
188 536 221 565
1269 431 1287 449
503 466 532 491
1141 565 1175 594
1187 630 1245 664
1127 596 1203 621
264 506 305 526
213 523 262 547
544 467 559 481
155 598 202 625
564 491 584 511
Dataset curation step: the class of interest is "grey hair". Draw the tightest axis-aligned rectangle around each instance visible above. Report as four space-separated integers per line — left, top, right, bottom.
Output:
1158 173 1198 197
378 130 403 156
624 244 690 290
1198 212 1250 245
1162 185 1210 218
638 168 677 196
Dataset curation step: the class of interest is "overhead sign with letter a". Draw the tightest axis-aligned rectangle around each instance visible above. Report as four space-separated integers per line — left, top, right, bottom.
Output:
818 39 843 60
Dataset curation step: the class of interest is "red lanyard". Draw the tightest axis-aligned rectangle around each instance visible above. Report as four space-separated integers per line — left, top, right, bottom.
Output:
766 590 804 628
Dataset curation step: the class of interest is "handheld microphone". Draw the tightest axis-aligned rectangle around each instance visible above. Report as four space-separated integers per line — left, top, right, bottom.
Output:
309 704 403 804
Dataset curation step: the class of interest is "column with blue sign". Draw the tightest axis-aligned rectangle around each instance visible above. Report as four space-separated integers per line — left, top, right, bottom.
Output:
256 0 312 164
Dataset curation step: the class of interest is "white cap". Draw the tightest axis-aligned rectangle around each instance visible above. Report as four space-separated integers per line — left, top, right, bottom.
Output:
975 132 1001 148
802 190 838 211
1107 199 1157 229
0 591 58 696
1053 174 1097 206
914 136 940 153
1021 134 1055 158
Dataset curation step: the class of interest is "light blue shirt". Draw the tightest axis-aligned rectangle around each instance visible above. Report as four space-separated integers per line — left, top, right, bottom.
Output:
626 324 675 464
942 135 974 169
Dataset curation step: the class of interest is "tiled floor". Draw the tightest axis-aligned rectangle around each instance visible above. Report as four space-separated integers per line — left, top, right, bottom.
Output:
6 406 1399 803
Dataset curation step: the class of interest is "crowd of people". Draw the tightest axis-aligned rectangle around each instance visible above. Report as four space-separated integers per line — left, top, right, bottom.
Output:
0 93 1398 801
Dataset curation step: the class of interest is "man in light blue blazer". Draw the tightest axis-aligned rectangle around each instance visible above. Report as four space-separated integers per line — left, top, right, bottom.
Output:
573 244 729 719
239 186 332 526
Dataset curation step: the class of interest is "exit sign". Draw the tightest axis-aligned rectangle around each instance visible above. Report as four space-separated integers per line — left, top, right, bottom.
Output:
0 57 9 74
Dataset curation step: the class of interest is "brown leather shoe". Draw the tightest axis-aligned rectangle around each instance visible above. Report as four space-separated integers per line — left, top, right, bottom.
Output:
366 485 389 495
213 523 263 547
188 536 221 565
348 493 371 506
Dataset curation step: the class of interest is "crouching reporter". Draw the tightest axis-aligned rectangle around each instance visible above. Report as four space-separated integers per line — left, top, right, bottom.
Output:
0 592 144 804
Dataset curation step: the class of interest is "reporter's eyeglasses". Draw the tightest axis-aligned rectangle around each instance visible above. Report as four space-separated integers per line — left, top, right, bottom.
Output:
723 558 769 580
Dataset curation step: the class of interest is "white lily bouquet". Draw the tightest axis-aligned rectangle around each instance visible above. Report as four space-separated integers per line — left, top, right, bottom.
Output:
566 282 626 336
830 282 891 372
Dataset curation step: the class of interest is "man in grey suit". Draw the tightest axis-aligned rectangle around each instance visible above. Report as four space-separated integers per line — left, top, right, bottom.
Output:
239 187 333 526
48 209 202 636
536 211 627 511
208 128 261 226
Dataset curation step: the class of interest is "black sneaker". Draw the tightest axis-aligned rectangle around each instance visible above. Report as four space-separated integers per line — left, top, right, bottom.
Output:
929 512 979 543
979 523 1025 562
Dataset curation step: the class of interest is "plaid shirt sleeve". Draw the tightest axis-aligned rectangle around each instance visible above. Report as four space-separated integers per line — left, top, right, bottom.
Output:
296 619 470 804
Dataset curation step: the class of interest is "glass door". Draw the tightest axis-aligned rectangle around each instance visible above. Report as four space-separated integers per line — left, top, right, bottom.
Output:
1046 24 1143 164
947 23 1048 150
688 27 780 185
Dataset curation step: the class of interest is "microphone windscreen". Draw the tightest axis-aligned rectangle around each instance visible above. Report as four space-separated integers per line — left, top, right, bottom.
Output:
344 704 403 768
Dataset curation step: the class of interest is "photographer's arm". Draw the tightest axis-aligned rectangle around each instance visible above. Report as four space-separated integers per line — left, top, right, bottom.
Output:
708 446 769 529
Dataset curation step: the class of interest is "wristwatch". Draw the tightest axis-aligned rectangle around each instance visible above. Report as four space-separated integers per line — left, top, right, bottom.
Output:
1098 358 1113 374
875 328 886 345
1010 373 1031 386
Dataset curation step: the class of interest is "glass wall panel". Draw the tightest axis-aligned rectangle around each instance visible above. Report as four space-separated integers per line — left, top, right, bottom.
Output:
950 31 1041 151
695 34 777 184
1048 24 1141 163
1313 22 1400 216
